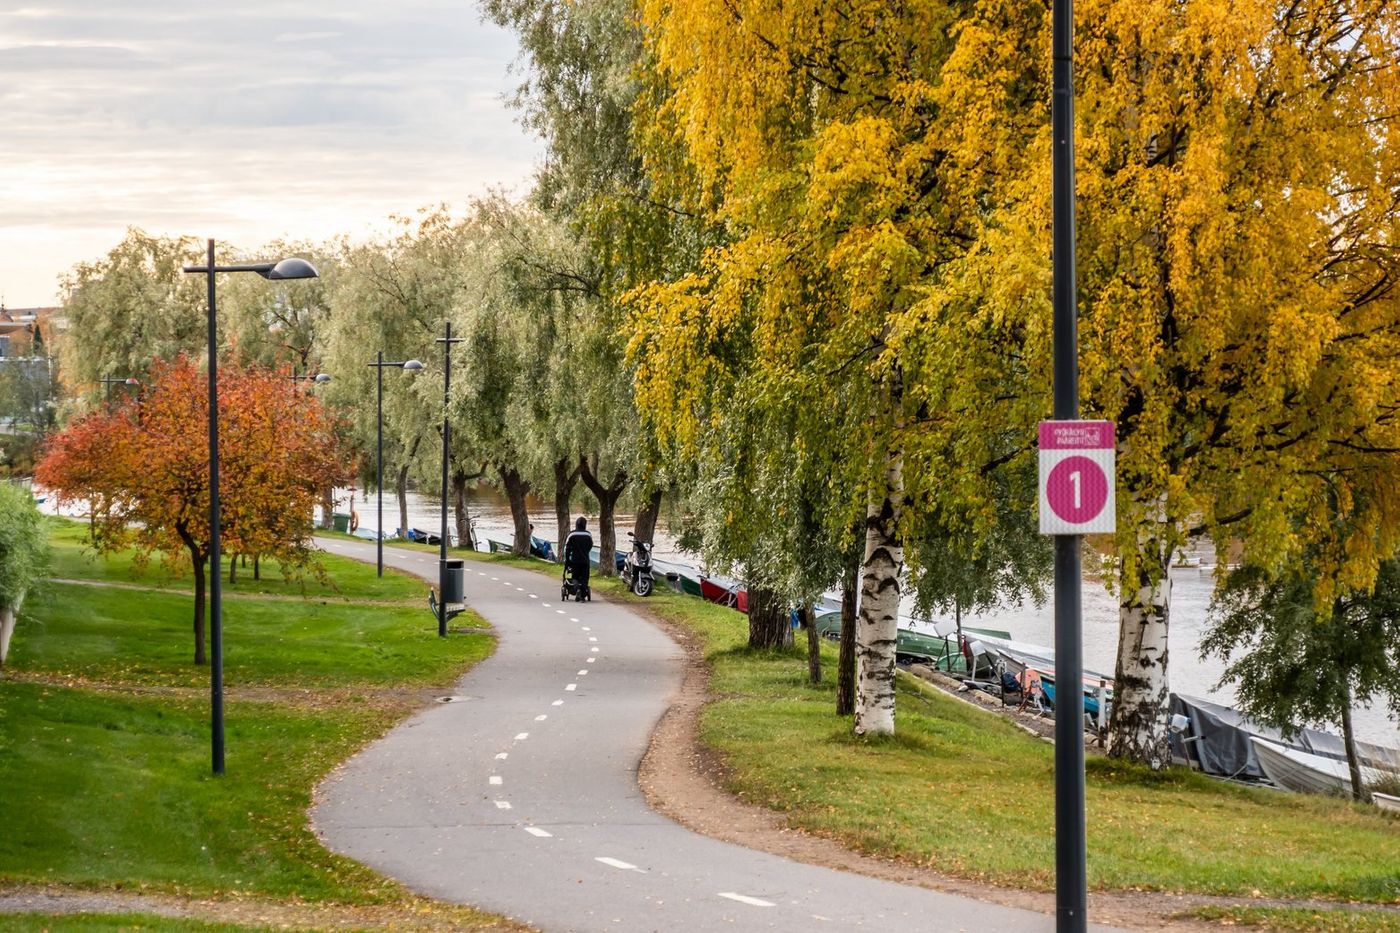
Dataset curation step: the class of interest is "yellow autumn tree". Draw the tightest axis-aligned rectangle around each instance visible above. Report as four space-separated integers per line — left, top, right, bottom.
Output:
919 0 1400 764
633 0 1400 760
631 0 997 735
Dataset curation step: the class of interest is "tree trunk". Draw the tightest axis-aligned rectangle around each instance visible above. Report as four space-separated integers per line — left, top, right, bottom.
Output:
451 469 477 551
747 586 789 649
192 553 207 666
633 487 664 543
0 598 20 667
804 604 821 684
253 555 260 581
396 435 421 539
497 464 533 557
228 554 237 584
1340 683 1367 802
855 444 904 736
579 455 627 576
396 465 411 539
1108 523 1174 767
553 457 582 557
320 487 334 530
838 551 858 716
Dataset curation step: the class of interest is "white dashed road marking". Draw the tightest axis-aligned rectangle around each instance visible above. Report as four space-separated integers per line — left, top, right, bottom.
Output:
525 827 553 838
515 733 529 741
596 857 646 873
586 657 595 663
718 893 775 908
494 801 512 810
535 714 548 721
577 670 587 676
590 647 599 653
589 636 598 642
566 684 577 691
570 617 579 623
552 700 564 706
490 776 503 785
496 752 509 760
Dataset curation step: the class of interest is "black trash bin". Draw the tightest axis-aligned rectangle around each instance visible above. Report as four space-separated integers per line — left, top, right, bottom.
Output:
441 559 465 604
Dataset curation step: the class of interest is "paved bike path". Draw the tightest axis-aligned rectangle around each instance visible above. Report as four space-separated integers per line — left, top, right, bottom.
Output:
311 539 1123 931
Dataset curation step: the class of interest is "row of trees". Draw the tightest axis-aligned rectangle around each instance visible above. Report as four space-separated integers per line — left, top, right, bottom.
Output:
37 0 1400 780
485 0 1400 774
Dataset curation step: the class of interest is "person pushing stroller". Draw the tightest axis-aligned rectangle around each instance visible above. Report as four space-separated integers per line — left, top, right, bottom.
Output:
561 516 593 602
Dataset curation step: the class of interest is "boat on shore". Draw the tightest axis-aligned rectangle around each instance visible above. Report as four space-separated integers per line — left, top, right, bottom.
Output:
1375 792 1400 813
1250 737 1400 797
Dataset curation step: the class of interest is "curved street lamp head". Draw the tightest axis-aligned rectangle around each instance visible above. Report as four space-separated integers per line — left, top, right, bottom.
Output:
263 257 319 281
124 378 140 386
402 359 424 371
313 373 332 384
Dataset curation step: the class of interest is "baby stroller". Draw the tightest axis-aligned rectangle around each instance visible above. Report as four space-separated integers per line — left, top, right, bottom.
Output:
561 562 591 602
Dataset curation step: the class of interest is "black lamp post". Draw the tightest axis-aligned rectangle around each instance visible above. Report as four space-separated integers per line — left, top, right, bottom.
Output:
1051 0 1086 928
435 322 464 637
100 375 139 410
182 240 318 776
367 353 423 577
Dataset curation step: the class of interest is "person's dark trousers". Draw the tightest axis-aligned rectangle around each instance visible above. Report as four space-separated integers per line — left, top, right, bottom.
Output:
569 561 590 589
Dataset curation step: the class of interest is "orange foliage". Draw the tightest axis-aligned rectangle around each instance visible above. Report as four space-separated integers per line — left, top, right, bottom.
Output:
37 356 349 621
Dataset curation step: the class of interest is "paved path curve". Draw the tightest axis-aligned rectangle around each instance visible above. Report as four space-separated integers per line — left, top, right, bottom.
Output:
312 538 1124 932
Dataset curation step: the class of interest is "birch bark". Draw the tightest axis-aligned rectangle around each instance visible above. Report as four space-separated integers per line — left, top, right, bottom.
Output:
1108 521 1173 767
855 443 904 736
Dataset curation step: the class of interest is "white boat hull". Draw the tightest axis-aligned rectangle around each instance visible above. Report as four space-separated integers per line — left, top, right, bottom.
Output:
1250 737 1396 797
1374 792 1400 813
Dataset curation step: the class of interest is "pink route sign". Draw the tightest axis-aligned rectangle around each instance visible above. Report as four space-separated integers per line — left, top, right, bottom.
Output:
1038 421 1116 535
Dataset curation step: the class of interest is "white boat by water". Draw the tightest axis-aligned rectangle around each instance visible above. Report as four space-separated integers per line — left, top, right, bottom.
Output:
1249 737 1397 797
1374 792 1400 813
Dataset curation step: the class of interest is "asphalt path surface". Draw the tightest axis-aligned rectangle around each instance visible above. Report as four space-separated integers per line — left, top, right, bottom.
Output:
311 538 1126 932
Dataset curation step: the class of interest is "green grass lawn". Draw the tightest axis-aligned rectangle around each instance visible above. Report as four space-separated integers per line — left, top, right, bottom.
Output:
0 916 295 932
47 519 424 603
0 519 502 929
594 575 1400 910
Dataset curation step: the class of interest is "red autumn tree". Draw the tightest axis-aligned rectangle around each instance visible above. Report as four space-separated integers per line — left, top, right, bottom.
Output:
36 356 349 664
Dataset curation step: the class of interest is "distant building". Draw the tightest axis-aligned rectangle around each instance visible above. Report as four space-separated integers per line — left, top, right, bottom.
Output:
0 306 60 359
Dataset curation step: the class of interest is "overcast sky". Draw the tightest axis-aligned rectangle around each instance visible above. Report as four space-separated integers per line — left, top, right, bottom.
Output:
0 2 542 307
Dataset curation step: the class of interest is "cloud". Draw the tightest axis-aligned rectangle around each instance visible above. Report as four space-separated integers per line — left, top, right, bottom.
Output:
0 0 542 306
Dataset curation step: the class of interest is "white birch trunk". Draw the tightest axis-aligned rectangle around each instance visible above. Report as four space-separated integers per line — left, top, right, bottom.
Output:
0 594 21 667
1107 524 1173 767
854 444 904 736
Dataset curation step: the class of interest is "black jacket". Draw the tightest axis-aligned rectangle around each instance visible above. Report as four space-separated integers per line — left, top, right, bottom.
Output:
563 529 594 567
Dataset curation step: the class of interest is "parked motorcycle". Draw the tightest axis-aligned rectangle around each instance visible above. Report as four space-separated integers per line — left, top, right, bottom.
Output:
621 531 655 597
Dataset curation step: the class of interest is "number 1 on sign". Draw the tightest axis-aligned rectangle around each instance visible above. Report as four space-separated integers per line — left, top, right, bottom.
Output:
1069 471 1081 509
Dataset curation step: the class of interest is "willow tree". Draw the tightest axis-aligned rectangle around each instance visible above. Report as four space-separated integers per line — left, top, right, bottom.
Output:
321 212 479 543
631 0 995 735
57 229 207 408
485 0 712 565
927 0 1400 764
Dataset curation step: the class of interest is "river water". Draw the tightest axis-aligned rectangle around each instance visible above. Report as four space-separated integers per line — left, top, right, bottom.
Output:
343 484 1397 748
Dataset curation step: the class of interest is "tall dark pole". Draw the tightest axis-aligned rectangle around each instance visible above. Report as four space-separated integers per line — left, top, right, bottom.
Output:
435 323 463 637
204 238 226 776
183 246 317 777
377 352 385 578
1052 0 1086 928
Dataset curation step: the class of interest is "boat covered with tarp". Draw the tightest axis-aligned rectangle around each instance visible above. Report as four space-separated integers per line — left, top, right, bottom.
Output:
1169 693 1400 783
